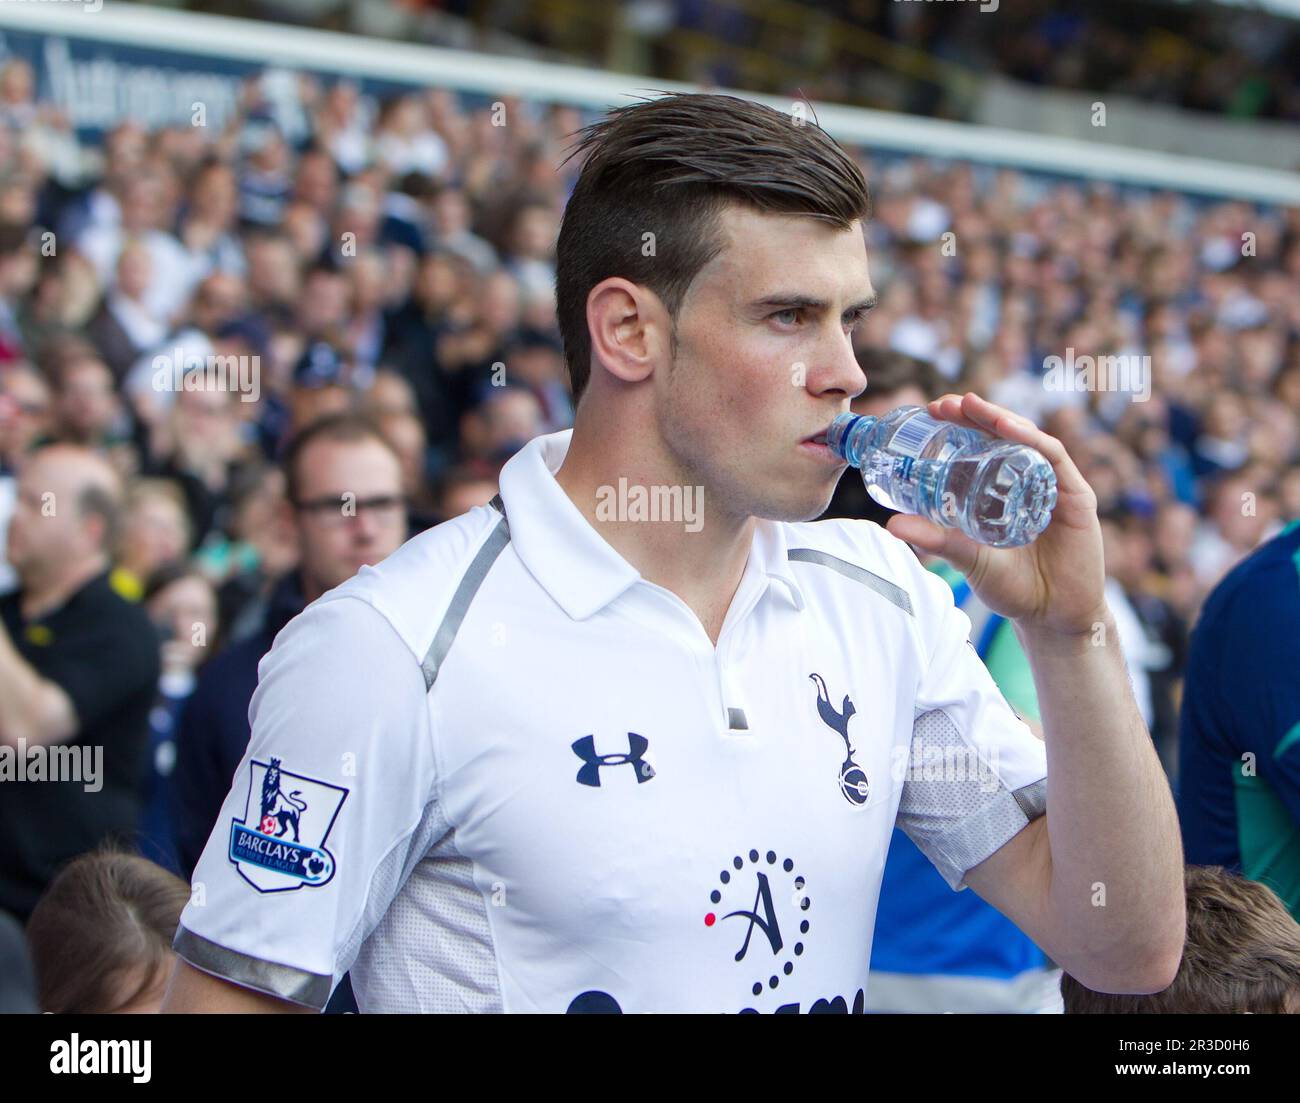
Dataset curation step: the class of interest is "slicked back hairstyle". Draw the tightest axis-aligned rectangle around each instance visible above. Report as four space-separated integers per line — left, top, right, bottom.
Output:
555 93 870 403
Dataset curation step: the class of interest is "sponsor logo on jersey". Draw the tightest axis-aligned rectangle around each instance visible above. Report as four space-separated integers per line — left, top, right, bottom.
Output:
228 757 347 893
707 848 811 1000
564 987 866 1014
565 849 866 1013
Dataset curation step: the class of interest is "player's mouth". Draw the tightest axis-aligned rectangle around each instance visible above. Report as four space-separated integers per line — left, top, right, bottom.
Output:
799 427 841 464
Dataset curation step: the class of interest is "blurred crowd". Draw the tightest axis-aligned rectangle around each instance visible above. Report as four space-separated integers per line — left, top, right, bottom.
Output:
946 0 1300 121
851 159 1300 771
321 0 1300 123
877 0 1300 121
0 56 1297 1010
0 61 580 939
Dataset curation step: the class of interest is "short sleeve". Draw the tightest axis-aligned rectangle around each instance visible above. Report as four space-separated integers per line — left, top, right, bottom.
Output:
896 565 1048 891
173 594 442 1010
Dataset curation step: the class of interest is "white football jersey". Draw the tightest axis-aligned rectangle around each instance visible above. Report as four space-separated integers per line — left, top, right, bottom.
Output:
175 429 1047 1013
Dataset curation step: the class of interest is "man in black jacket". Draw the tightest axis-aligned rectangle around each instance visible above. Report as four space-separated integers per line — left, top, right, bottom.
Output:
0 445 160 920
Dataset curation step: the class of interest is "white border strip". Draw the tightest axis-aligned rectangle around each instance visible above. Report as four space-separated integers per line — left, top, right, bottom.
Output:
1 2 1297 205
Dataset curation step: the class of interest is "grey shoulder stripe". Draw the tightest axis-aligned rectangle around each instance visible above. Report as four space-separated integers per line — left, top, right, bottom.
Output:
1013 777 1047 821
787 547 913 616
173 924 331 1010
421 516 511 691
489 493 506 516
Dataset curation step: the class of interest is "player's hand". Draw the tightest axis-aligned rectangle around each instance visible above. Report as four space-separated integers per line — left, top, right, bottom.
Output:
883 392 1108 637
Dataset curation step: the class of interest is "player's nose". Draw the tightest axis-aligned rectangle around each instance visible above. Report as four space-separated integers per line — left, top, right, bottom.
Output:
808 333 866 401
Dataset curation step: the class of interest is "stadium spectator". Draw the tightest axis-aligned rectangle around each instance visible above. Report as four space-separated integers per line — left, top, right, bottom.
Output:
111 478 193 603
315 80 369 176
244 230 302 317
170 412 405 879
381 249 467 450
364 367 419 419
0 362 51 593
194 460 298 640
287 338 361 422
84 241 169 383
326 183 384 268
1179 518 1300 922
342 247 390 372
54 122 145 244
237 114 292 228
143 385 249 549
280 200 329 267
1062 866 1300 1013
457 383 546 472
502 200 559 301
26 848 190 1013
138 563 219 875
503 328 574 435
49 352 122 451
0 223 37 364
373 94 449 181
0 445 161 920
291 147 339 216
373 409 438 533
74 171 197 326
430 185 498 275
1099 510 1165 730
432 464 498 524
0 361 52 462
176 158 247 283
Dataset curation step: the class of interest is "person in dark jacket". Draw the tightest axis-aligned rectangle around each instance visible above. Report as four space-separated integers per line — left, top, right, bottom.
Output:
0 445 160 920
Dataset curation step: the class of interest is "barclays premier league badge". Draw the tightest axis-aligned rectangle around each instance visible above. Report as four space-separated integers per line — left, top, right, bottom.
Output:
229 757 348 893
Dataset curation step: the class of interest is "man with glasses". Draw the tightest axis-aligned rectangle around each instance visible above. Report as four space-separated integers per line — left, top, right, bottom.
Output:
170 412 407 880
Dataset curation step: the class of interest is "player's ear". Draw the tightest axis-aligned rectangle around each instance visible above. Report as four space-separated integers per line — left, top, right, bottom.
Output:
586 277 667 386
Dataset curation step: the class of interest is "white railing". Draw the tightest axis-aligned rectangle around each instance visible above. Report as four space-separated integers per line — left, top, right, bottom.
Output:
0 1 1297 205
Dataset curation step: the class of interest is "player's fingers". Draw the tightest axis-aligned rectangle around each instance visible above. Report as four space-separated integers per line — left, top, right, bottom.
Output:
957 393 1093 498
927 393 984 431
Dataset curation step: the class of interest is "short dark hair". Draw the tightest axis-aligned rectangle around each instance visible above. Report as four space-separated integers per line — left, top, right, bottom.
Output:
142 559 211 605
434 464 498 513
555 93 870 403
1061 866 1300 1013
282 411 401 505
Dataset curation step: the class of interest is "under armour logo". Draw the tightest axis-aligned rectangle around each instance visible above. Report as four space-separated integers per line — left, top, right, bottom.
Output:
571 733 656 787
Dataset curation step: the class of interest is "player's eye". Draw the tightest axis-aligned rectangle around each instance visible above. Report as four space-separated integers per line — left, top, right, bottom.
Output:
770 308 801 327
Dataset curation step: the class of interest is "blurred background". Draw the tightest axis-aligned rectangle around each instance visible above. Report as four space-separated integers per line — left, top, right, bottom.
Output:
0 0 1297 1013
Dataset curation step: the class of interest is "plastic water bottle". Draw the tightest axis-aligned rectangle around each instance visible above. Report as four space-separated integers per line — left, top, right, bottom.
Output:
826 406 1058 547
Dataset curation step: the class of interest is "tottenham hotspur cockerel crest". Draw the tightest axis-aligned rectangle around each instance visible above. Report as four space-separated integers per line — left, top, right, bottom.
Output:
809 674 869 805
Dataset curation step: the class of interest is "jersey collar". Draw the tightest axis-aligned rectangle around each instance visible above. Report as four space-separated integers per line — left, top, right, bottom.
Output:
497 430 805 621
